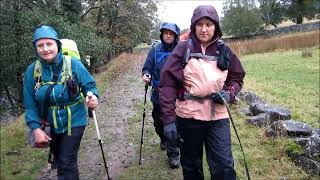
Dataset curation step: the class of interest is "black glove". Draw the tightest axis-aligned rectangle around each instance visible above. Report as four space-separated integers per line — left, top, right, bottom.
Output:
164 122 178 142
212 90 230 105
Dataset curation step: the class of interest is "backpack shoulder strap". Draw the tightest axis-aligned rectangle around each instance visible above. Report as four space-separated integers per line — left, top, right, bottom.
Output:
216 39 231 71
34 60 42 80
183 38 192 68
33 60 42 89
217 39 224 47
61 55 73 83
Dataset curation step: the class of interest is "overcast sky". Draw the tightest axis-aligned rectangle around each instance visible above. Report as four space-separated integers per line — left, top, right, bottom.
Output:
157 0 224 30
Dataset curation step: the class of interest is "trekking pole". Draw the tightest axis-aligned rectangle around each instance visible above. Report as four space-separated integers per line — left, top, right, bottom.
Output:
217 91 251 180
139 84 149 165
87 92 111 180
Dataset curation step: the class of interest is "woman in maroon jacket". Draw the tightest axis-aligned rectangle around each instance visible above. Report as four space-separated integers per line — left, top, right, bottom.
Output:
159 5 245 180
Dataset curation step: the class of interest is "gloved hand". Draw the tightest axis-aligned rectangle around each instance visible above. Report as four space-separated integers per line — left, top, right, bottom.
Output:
212 90 230 105
164 122 178 142
142 73 151 83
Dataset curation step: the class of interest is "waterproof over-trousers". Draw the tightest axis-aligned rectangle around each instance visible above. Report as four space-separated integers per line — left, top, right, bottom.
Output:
177 117 236 180
152 104 179 159
54 126 85 180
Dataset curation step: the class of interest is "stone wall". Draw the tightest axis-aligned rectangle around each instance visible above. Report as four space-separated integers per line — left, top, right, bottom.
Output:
237 91 320 176
224 21 320 42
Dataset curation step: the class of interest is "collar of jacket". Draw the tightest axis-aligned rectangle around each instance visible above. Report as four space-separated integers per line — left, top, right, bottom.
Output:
189 33 220 56
37 51 63 69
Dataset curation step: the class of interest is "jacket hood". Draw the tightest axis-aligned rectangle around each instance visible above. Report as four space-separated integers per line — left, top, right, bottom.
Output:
190 5 222 39
160 22 180 51
160 22 180 37
32 25 62 62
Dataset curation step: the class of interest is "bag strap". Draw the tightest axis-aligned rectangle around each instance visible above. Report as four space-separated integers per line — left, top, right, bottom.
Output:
34 56 72 89
41 60 64 119
183 38 192 68
183 38 230 69
217 39 231 71
61 55 73 82
189 53 218 61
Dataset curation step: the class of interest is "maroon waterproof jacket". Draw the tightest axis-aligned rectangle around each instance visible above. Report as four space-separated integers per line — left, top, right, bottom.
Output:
158 5 245 125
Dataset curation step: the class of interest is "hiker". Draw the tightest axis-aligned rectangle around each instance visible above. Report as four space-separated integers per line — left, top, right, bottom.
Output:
23 25 99 180
159 5 245 180
142 22 181 169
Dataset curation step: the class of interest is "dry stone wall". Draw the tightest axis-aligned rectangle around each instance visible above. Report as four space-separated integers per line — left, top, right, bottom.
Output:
237 91 320 176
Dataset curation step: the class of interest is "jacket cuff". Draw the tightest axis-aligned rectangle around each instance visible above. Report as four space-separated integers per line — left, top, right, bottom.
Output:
28 122 41 130
142 70 150 76
163 118 176 126
224 86 236 102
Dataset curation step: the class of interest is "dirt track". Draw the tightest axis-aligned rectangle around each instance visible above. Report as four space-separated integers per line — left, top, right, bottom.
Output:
38 49 148 180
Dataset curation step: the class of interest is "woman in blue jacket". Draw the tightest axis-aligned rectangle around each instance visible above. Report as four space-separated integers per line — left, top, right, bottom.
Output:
23 25 99 179
142 22 181 169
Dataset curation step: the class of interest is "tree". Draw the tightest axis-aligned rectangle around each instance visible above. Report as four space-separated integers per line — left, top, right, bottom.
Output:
0 0 159 116
221 0 264 36
0 0 109 115
259 0 286 28
92 0 158 52
61 0 82 23
282 0 319 24
150 18 161 41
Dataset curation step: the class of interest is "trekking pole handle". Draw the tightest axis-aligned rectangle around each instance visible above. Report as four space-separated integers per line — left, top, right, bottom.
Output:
87 92 101 140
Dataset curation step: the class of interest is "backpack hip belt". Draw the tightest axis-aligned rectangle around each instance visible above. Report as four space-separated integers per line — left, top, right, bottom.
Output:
49 92 85 136
183 92 211 101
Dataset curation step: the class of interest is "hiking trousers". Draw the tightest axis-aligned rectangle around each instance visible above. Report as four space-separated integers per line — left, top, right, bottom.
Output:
54 126 85 180
152 104 179 159
177 117 236 180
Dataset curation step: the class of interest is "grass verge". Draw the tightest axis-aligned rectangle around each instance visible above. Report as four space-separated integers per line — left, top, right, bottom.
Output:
1 46 319 179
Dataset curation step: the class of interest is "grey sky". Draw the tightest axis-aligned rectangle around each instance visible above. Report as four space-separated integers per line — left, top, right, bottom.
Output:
158 0 224 30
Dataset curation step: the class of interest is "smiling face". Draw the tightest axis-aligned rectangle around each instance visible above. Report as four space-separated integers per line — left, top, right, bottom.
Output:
35 38 58 63
162 29 176 44
195 17 215 46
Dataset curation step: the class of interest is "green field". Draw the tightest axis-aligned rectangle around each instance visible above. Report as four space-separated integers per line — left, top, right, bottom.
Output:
1 47 319 179
242 47 319 126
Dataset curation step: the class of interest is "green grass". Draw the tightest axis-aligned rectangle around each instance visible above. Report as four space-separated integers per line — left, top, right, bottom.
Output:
241 47 319 126
0 116 48 180
118 47 320 179
1 47 319 179
230 46 320 179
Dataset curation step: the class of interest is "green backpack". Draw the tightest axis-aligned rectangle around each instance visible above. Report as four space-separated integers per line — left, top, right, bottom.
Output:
60 39 81 60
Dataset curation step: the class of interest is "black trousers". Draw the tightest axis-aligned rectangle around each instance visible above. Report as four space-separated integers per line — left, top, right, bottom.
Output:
152 104 179 159
177 118 236 180
53 126 85 180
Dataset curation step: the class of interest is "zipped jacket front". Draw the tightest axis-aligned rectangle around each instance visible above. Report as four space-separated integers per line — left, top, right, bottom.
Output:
142 43 172 104
24 52 98 134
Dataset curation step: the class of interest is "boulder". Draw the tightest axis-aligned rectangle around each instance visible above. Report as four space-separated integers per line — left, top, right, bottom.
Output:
270 120 313 137
237 91 266 106
247 113 271 127
288 152 320 176
250 104 291 121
